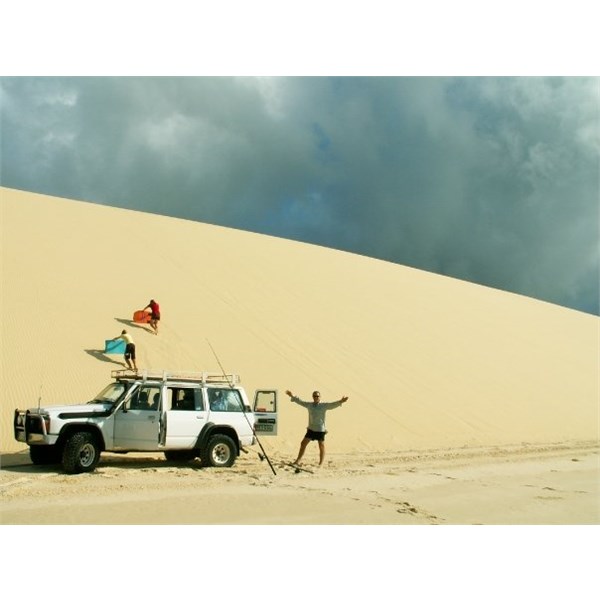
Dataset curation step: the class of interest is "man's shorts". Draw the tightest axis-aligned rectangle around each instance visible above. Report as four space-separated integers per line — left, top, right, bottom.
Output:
152 312 160 321
125 343 136 359
304 428 326 442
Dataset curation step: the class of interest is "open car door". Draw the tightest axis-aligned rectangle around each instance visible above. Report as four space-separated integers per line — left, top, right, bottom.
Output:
253 390 278 435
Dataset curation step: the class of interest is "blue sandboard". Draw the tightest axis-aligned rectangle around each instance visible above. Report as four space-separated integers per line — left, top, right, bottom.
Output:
105 339 125 354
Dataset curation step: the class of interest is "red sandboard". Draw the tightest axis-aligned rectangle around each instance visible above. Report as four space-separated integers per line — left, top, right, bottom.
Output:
133 310 151 323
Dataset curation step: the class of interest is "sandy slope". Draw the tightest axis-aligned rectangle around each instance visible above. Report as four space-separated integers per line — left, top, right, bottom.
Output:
1 186 598 525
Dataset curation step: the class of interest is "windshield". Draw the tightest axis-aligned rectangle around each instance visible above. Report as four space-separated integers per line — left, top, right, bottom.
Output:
88 382 128 404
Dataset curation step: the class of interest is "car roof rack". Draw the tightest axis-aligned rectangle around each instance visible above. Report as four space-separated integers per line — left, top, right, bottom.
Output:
110 369 240 385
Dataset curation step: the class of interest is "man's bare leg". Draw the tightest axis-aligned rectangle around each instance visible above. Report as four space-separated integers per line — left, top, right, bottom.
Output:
293 437 310 465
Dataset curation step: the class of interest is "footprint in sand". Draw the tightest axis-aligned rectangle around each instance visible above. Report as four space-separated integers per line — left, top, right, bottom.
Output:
395 501 441 522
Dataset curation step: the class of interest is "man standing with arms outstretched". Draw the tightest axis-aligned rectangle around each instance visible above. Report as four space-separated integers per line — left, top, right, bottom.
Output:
286 389 348 467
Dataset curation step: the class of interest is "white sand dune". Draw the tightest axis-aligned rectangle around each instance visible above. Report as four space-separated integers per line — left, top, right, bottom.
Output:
1 186 598 525
2 186 597 452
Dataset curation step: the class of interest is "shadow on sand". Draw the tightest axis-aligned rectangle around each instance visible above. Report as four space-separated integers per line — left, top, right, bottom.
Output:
84 349 126 367
0 451 202 473
114 317 153 334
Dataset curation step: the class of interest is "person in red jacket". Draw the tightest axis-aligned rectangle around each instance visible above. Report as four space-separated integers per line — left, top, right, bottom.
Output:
144 299 161 334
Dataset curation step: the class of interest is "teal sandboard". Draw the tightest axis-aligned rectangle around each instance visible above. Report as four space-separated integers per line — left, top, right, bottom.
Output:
104 339 126 354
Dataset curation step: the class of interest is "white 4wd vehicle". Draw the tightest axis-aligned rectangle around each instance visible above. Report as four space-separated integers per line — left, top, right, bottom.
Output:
14 370 278 474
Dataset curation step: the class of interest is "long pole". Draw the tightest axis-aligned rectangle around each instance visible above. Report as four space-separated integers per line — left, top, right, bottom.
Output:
206 340 277 476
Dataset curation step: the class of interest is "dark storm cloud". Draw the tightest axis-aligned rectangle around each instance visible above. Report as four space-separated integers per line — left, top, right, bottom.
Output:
1 76 598 314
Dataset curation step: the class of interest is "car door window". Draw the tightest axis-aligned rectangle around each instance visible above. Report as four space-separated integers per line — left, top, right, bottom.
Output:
125 385 160 411
168 387 203 411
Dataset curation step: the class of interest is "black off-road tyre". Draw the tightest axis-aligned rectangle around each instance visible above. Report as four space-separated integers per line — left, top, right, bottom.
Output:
201 434 237 467
30 445 60 465
164 450 197 462
62 431 101 474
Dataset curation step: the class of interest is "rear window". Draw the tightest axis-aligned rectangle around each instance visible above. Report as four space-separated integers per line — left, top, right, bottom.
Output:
168 387 204 411
208 388 244 412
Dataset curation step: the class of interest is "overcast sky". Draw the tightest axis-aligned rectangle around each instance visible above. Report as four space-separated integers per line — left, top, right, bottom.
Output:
1 76 598 314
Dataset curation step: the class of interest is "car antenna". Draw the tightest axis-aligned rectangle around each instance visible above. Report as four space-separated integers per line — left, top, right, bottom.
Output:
206 339 277 476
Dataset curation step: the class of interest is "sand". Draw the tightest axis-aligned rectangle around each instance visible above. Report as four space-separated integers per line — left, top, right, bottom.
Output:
1 442 598 525
1 186 598 530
